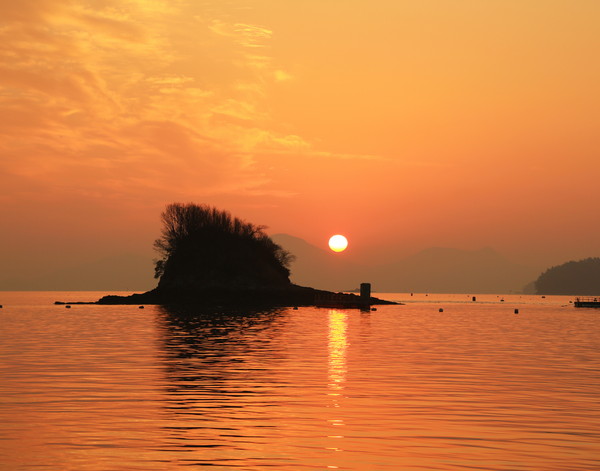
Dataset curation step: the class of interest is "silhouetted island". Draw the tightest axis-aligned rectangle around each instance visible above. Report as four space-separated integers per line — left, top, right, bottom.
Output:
58 203 395 308
534 257 600 295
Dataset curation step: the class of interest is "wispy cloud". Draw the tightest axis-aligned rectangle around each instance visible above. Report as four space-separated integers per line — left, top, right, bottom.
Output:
0 0 326 211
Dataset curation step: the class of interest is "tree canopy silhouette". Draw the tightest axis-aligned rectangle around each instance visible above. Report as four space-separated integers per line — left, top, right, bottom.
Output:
153 203 294 290
534 257 600 295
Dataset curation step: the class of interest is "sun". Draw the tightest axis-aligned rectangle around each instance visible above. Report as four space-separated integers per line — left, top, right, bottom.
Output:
328 234 348 252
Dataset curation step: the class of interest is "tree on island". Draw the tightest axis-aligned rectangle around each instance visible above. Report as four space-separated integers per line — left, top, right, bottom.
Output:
153 203 295 291
534 257 600 295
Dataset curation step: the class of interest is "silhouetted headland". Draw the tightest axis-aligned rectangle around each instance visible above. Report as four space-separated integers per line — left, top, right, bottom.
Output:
534 257 600 295
56 203 396 308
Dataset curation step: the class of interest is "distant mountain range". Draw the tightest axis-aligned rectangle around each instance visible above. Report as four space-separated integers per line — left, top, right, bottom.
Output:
0 253 155 291
1 235 538 293
272 234 538 294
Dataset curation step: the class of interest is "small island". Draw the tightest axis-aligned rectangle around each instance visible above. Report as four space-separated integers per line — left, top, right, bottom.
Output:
58 203 396 308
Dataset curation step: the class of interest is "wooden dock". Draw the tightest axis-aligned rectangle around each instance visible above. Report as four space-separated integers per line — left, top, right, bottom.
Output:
574 297 600 308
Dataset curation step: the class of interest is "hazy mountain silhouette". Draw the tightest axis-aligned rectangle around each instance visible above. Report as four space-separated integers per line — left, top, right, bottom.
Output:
273 234 537 294
0 253 155 291
270 234 366 291
2 232 536 294
370 247 537 293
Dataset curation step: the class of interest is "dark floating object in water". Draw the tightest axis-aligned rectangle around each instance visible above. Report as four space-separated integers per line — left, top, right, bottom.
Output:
472 296 477 302
139 306 144 309
439 308 444 312
514 309 519 314
574 297 600 308
371 307 377 311
500 299 504 302
293 306 298 310
65 305 71 309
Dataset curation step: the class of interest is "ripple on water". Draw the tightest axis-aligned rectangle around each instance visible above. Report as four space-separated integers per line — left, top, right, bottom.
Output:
0 294 598 470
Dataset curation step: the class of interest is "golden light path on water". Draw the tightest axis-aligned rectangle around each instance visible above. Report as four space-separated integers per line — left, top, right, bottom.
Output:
328 309 348 393
326 309 348 462
1 292 600 470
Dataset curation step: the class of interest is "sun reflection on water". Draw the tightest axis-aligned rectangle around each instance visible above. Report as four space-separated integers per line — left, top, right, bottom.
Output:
328 309 348 393
326 309 349 468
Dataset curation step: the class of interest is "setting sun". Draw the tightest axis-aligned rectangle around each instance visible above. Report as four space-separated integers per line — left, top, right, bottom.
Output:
328 235 348 253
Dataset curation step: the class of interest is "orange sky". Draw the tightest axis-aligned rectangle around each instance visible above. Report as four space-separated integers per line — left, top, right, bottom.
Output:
1 0 599 280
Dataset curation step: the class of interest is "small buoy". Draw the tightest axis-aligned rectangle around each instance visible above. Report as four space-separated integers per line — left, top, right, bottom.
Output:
500 299 504 302
472 296 477 302
541 295 546 298
371 307 377 311
293 306 298 310
439 308 444 312
514 309 519 314
65 305 71 309
0 305 3 308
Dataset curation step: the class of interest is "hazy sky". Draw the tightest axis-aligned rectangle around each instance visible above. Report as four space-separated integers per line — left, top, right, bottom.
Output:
1 0 599 280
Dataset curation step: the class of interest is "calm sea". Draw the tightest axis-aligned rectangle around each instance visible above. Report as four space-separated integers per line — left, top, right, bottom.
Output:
0 291 599 470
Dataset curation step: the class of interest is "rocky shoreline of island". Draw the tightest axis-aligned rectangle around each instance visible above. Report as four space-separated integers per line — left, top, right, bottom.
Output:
55 284 398 308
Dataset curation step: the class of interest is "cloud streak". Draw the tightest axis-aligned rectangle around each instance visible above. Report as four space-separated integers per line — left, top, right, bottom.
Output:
0 0 335 212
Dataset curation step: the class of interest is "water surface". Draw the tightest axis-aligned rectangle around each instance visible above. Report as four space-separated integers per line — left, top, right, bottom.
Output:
0 292 599 470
